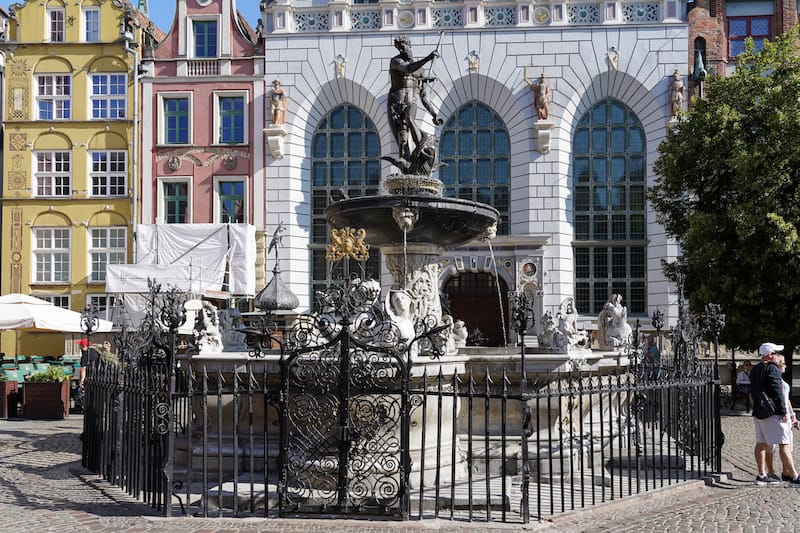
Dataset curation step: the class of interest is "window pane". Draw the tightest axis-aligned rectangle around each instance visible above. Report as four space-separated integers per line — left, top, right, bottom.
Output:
611 185 626 210
574 129 589 153
575 187 590 212
592 129 607 153
330 133 345 157
575 157 590 182
629 128 645 152
348 133 362 157
729 19 747 36
610 128 626 152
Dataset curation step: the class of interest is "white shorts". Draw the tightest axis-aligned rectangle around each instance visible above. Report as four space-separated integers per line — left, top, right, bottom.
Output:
755 415 792 446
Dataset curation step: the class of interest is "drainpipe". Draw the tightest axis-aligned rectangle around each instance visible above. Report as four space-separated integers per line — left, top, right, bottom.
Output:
121 21 140 263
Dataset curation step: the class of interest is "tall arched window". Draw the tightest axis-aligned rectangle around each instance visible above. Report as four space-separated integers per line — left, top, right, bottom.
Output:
573 98 647 315
310 104 381 295
439 101 510 234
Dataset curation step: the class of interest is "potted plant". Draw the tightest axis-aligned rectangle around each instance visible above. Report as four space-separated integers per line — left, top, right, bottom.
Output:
23 367 70 419
0 373 18 419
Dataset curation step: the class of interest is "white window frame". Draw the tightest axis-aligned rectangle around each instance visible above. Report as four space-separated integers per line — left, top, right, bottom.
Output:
90 150 127 197
212 176 248 223
33 227 71 284
47 7 65 42
214 91 248 145
188 16 221 59
157 176 193 224
90 73 127 119
37 294 71 309
34 151 72 197
88 226 127 283
36 74 72 120
83 7 100 42
158 92 193 145
87 294 114 322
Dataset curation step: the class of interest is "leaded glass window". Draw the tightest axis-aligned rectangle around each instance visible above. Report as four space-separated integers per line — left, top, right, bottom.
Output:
439 101 510 235
310 104 381 297
573 98 646 315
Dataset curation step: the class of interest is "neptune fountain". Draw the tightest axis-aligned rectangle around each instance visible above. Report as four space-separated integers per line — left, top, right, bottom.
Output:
324 35 499 355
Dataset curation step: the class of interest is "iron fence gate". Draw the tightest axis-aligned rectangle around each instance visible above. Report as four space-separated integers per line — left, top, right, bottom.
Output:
278 288 413 517
80 283 723 523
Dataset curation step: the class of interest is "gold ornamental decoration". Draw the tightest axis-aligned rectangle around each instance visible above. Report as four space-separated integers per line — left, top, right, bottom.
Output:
326 227 370 262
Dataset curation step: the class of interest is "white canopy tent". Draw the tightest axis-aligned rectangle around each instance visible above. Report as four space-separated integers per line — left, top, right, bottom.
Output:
0 294 113 333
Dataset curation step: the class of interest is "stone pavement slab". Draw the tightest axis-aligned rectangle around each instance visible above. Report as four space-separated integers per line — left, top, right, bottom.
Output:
2 410 800 532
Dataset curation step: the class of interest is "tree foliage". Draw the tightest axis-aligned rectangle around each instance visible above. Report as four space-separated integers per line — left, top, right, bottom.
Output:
650 28 800 355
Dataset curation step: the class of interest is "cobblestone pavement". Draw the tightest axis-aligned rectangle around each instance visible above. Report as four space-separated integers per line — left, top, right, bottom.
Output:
1 408 799 532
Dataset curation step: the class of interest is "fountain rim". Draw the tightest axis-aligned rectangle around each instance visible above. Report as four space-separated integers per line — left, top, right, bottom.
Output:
324 194 500 249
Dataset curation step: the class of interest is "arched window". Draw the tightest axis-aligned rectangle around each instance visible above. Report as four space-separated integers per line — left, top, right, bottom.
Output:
573 98 647 315
439 101 510 234
310 104 381 295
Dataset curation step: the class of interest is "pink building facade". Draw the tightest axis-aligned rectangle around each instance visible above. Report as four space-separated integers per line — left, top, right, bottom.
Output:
139 0 265 233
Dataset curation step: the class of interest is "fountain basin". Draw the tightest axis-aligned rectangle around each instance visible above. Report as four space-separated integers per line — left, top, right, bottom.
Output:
325 195 499 248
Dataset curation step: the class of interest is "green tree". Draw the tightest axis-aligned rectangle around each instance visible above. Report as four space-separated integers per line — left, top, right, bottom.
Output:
650 29 800 367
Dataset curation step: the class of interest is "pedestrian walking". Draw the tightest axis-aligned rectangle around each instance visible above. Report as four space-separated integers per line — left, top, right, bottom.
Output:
731 361 752 411
765 354 800 482
750 342 798 485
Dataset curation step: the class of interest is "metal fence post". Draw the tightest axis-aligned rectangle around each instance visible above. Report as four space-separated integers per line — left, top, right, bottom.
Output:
512 293 534 523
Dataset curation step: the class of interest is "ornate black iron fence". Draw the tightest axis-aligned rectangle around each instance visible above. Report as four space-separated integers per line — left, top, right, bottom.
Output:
81 287 721 522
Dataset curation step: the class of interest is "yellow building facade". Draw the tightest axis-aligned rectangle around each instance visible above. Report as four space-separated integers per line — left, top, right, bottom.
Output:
1 0 147 356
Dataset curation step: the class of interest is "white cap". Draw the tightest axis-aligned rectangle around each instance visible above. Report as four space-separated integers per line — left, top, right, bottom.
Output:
759 342 784 357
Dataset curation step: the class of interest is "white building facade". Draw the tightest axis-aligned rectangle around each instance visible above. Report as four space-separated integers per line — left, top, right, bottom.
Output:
261 0 685 342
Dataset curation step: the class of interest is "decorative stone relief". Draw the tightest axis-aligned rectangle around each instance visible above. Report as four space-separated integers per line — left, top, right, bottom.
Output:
9 133 27 151
432 8 462 27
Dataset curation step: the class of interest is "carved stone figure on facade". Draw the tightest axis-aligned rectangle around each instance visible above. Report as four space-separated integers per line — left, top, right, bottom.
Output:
335 54 346 78
193 300 224 354
525 70 551 120
388 35 441 161
270 79 287 125
467 50 480 72
597 294 633 349
669 69 685 118
607 46 619 71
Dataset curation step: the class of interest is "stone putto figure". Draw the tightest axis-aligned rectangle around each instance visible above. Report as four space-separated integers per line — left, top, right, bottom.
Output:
597 294 633 350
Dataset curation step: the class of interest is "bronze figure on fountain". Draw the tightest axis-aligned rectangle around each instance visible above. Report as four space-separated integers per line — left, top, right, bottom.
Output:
386 35 442 168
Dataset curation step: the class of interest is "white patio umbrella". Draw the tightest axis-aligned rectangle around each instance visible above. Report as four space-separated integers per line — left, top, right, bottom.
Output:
0 293 113 333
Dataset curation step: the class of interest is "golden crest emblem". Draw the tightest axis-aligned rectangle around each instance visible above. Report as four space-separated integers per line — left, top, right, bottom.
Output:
325 227 370 262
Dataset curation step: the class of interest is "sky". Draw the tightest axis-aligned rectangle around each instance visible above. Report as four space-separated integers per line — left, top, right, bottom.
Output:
143 1 262 34
0 1 263 35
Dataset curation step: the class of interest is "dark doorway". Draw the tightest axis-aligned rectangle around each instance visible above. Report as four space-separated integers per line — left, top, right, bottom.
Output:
443 272 509 347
